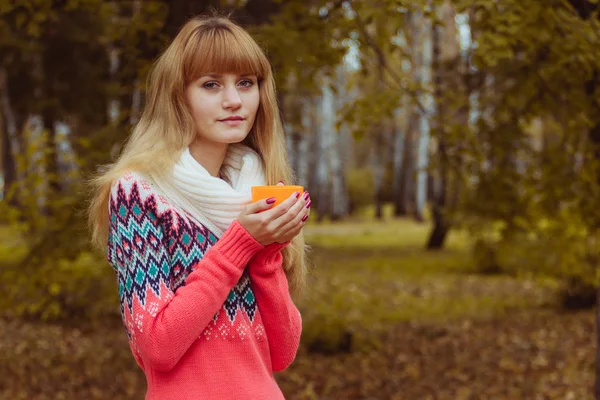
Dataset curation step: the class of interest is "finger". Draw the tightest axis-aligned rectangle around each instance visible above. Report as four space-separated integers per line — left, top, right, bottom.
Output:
280 219 305 242
303 191 311 218
262 191 301 220
278 200 310 235
244 197 277 215
277 181 284 186
273 191 309 227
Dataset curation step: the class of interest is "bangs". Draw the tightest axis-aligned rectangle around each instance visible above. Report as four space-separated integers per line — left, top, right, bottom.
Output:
184 25 268 84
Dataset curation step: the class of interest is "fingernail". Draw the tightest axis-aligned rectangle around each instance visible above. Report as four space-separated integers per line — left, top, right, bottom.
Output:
301 214 309 223
303 192 310 200
294 191 300 198
278 180 284 184
266 197 276 204
305 200 312 209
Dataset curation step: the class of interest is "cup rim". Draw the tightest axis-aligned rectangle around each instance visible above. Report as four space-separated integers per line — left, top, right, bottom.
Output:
251 185 304 190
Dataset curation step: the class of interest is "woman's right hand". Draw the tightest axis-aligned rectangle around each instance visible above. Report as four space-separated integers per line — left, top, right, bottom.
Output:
237 191 311 245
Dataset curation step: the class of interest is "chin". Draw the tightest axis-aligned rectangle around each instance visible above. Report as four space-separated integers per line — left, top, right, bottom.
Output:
223 132 251 144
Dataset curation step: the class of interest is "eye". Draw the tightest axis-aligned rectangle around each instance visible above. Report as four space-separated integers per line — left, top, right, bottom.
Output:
238 79 254 88
202 81 219 89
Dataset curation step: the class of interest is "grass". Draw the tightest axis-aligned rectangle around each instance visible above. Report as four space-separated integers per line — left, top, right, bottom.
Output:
0 207 553 327
299 210 555 350
305 203 469 250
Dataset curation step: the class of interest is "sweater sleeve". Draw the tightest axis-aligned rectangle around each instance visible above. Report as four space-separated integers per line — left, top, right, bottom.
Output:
107 176 264 372
248 243 303 372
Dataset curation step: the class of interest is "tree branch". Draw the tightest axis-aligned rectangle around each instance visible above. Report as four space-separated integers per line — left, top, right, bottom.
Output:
353 8 431 118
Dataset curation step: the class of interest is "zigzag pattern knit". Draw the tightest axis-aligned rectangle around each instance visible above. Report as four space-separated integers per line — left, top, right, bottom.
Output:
107 172 302 400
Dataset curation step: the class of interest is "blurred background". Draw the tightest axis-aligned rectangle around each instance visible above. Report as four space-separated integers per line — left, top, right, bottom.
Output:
1 0 600 399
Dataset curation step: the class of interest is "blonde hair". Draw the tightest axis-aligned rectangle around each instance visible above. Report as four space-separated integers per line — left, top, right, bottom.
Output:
88 15 308 298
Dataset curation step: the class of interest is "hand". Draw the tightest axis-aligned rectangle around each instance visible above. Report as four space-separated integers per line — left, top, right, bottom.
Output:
237 182 311 245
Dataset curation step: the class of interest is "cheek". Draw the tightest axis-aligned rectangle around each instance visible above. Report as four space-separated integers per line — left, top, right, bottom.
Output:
189 97 214 124
246 90 260 115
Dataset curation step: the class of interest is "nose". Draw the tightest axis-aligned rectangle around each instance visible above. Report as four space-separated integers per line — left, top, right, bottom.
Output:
222 85 242 110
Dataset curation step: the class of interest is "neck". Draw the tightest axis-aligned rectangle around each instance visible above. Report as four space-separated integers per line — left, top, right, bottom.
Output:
188 139 229 177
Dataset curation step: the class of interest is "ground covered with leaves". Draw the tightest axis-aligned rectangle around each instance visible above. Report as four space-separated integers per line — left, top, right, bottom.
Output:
0 309 593 399
0 218 596 399
281 310 594 400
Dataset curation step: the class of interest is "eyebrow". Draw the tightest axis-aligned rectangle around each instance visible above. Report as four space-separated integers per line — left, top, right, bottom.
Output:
201 73 256 78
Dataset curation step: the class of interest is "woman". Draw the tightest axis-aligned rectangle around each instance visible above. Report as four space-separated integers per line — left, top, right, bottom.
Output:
88 15 310 400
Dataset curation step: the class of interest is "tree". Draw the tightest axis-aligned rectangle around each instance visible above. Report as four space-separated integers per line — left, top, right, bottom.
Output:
446 0 600 394
427 0 462 249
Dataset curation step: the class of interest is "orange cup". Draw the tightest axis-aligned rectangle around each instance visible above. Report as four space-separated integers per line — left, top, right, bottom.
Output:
251 185 304 207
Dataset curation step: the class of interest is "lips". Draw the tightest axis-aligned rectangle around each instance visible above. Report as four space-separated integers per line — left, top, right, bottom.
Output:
219 116 244 122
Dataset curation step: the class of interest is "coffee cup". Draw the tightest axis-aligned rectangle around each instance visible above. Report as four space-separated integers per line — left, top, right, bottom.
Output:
251 185 304 207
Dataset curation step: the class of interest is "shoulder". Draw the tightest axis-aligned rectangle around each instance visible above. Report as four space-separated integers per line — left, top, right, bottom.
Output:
109 171 166 217
108 171 177 225
110 171 154 200
107 172 168 266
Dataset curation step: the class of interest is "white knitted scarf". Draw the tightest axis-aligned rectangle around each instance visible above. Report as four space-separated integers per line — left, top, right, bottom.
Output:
148 143 266 237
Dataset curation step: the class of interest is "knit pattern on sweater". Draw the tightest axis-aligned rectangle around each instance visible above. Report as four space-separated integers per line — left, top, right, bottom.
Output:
107 172 263 345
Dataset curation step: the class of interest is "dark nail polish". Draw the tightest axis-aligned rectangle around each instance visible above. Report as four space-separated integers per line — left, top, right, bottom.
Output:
295 191 300 198
301 214 309 223
266 197 276 204
305 200 312 209
278 180 284 184
303 192 310 200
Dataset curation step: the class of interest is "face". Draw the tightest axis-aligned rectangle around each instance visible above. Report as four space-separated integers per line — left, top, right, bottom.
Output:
186 72 260 147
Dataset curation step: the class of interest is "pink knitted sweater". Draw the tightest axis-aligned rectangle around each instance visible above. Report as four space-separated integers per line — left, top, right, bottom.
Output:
106 172 302 400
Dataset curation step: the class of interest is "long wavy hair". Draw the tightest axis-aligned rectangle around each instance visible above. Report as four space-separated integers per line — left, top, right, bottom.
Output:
87 15 308 298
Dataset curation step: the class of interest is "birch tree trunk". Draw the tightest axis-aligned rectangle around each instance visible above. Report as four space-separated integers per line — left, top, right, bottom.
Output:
297 98 313 189
449 11 472 211
426 6 447 248
315 88 330 222
316 76 346 220
427 0 458 249
392 101 408 216
330 65 350 219
286 126 300 179
373 127 385 220
372 31 387 220
401 109 418 216
413 11 432 222
306 97 320 212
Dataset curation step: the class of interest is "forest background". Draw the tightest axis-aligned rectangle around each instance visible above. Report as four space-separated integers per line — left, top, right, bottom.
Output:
1 0 600 398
